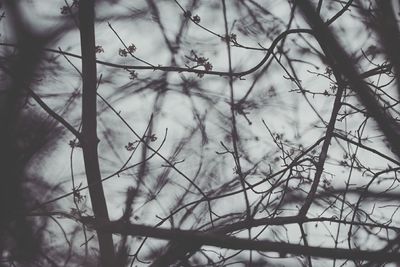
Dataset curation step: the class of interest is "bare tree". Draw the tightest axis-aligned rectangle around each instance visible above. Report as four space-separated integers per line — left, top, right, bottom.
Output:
1 0 400 266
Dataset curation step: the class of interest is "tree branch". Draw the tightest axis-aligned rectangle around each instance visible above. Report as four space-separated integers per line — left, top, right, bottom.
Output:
297 0 400 157
92 220 400 263
79 1 115 266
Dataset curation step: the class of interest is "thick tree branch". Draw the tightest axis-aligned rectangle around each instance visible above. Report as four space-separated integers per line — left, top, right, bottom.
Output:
297 0 400 157
91 220 400 263
374 1 400 96
79 1 115 266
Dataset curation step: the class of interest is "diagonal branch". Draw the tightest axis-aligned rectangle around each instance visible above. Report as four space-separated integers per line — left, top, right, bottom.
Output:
297 0 400 157
374 1 400 97
28 89 81 140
